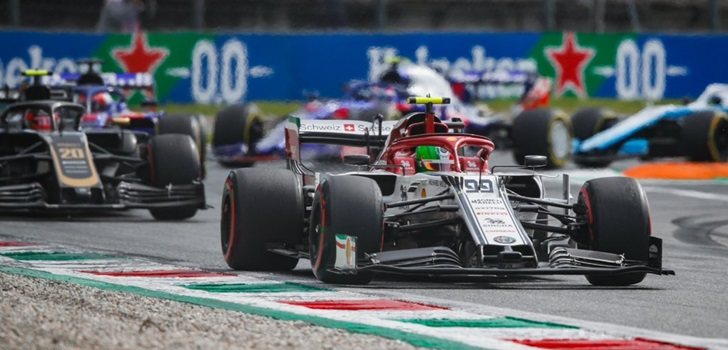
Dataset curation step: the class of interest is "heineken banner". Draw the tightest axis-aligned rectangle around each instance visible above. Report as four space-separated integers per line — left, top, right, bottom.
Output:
0 31 725 103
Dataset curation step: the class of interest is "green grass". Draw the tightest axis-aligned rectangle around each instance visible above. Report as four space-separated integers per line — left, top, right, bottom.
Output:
164 98 683 120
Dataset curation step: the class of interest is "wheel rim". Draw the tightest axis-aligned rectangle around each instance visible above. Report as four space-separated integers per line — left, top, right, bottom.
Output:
549 119 571 161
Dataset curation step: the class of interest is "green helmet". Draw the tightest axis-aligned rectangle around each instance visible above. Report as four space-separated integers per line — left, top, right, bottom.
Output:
415 145 445 172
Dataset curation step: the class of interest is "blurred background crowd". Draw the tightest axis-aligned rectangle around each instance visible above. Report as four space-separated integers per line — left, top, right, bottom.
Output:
0 0 726 33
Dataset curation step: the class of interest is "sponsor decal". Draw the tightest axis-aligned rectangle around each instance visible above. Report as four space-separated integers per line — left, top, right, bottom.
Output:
475 211 510 216
368 45 535 99
300 123 343 132
493 236 517 244
482 218 507 226
45 134 100 188
299 121 394 136
465 183 523 245
545 32 595 98
356 123 394 134
0 31 711 103
112 32 169 74
334 234 357 271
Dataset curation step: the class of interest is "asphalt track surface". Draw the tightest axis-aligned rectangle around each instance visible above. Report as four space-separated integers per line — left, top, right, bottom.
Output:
1 150 727 341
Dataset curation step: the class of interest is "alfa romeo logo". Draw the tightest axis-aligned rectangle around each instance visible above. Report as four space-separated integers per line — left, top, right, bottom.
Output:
493 236 516 244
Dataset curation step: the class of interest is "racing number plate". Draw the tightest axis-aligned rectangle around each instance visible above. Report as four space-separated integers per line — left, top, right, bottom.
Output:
46 133 100 188
462 176 525 246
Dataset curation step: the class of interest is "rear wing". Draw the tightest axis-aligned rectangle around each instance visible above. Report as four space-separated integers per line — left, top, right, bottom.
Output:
284 117 397 161
447 69 551 106
447 69 536 86
46 72 154 89
287 117 397 146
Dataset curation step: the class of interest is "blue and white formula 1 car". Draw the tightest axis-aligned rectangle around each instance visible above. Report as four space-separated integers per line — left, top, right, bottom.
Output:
213 61 571 168
572 84 728 167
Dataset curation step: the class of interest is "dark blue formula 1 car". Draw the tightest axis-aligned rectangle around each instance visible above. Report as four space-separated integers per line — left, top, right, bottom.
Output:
46 61 209 174
571 84 728 167
213 61 572 168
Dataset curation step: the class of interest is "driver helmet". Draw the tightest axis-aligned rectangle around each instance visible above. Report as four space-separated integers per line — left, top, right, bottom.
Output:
75 92 87 104
415 145 450 172
25 109 52 132
92 92 114 112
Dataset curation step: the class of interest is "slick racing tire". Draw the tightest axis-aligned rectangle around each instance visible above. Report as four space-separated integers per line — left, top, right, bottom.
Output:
309 175 383 285
157 115 206 173
573 154 615 169
570 107 620 168
578 177 651 286
213 104 264 168
118 130 139 156
194 114 209 165
571 107 620 141
682 111 728 162
511 108 571 169
147 134 201 220
221 168 302 271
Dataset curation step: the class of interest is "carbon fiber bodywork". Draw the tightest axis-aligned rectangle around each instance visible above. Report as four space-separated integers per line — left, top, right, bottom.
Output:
0 100 205 212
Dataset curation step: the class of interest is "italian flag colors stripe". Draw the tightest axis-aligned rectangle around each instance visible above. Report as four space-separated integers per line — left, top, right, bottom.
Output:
512 338 703 349
0 240 715 350
184 282 327 293
282 299 446 311
0 241 36 247
399 317 578 329
83 269 235 278
0 251 117 261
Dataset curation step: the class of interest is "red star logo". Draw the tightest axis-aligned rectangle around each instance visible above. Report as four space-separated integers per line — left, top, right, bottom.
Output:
344 124 355 132
545 32 595 98
112 32 168 74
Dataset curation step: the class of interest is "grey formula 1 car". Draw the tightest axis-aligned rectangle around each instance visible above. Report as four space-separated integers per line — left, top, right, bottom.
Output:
0 99 205 220
220 97 672 286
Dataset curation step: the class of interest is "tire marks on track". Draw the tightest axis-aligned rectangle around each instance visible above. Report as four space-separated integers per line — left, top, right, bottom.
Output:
672 215 728 251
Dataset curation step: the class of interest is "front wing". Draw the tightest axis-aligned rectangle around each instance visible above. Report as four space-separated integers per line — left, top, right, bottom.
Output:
0 181 206 210
327 237 673 278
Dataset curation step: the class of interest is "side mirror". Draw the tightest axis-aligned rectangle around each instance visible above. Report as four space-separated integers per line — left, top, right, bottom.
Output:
343 154 370 166
524 155 547 168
